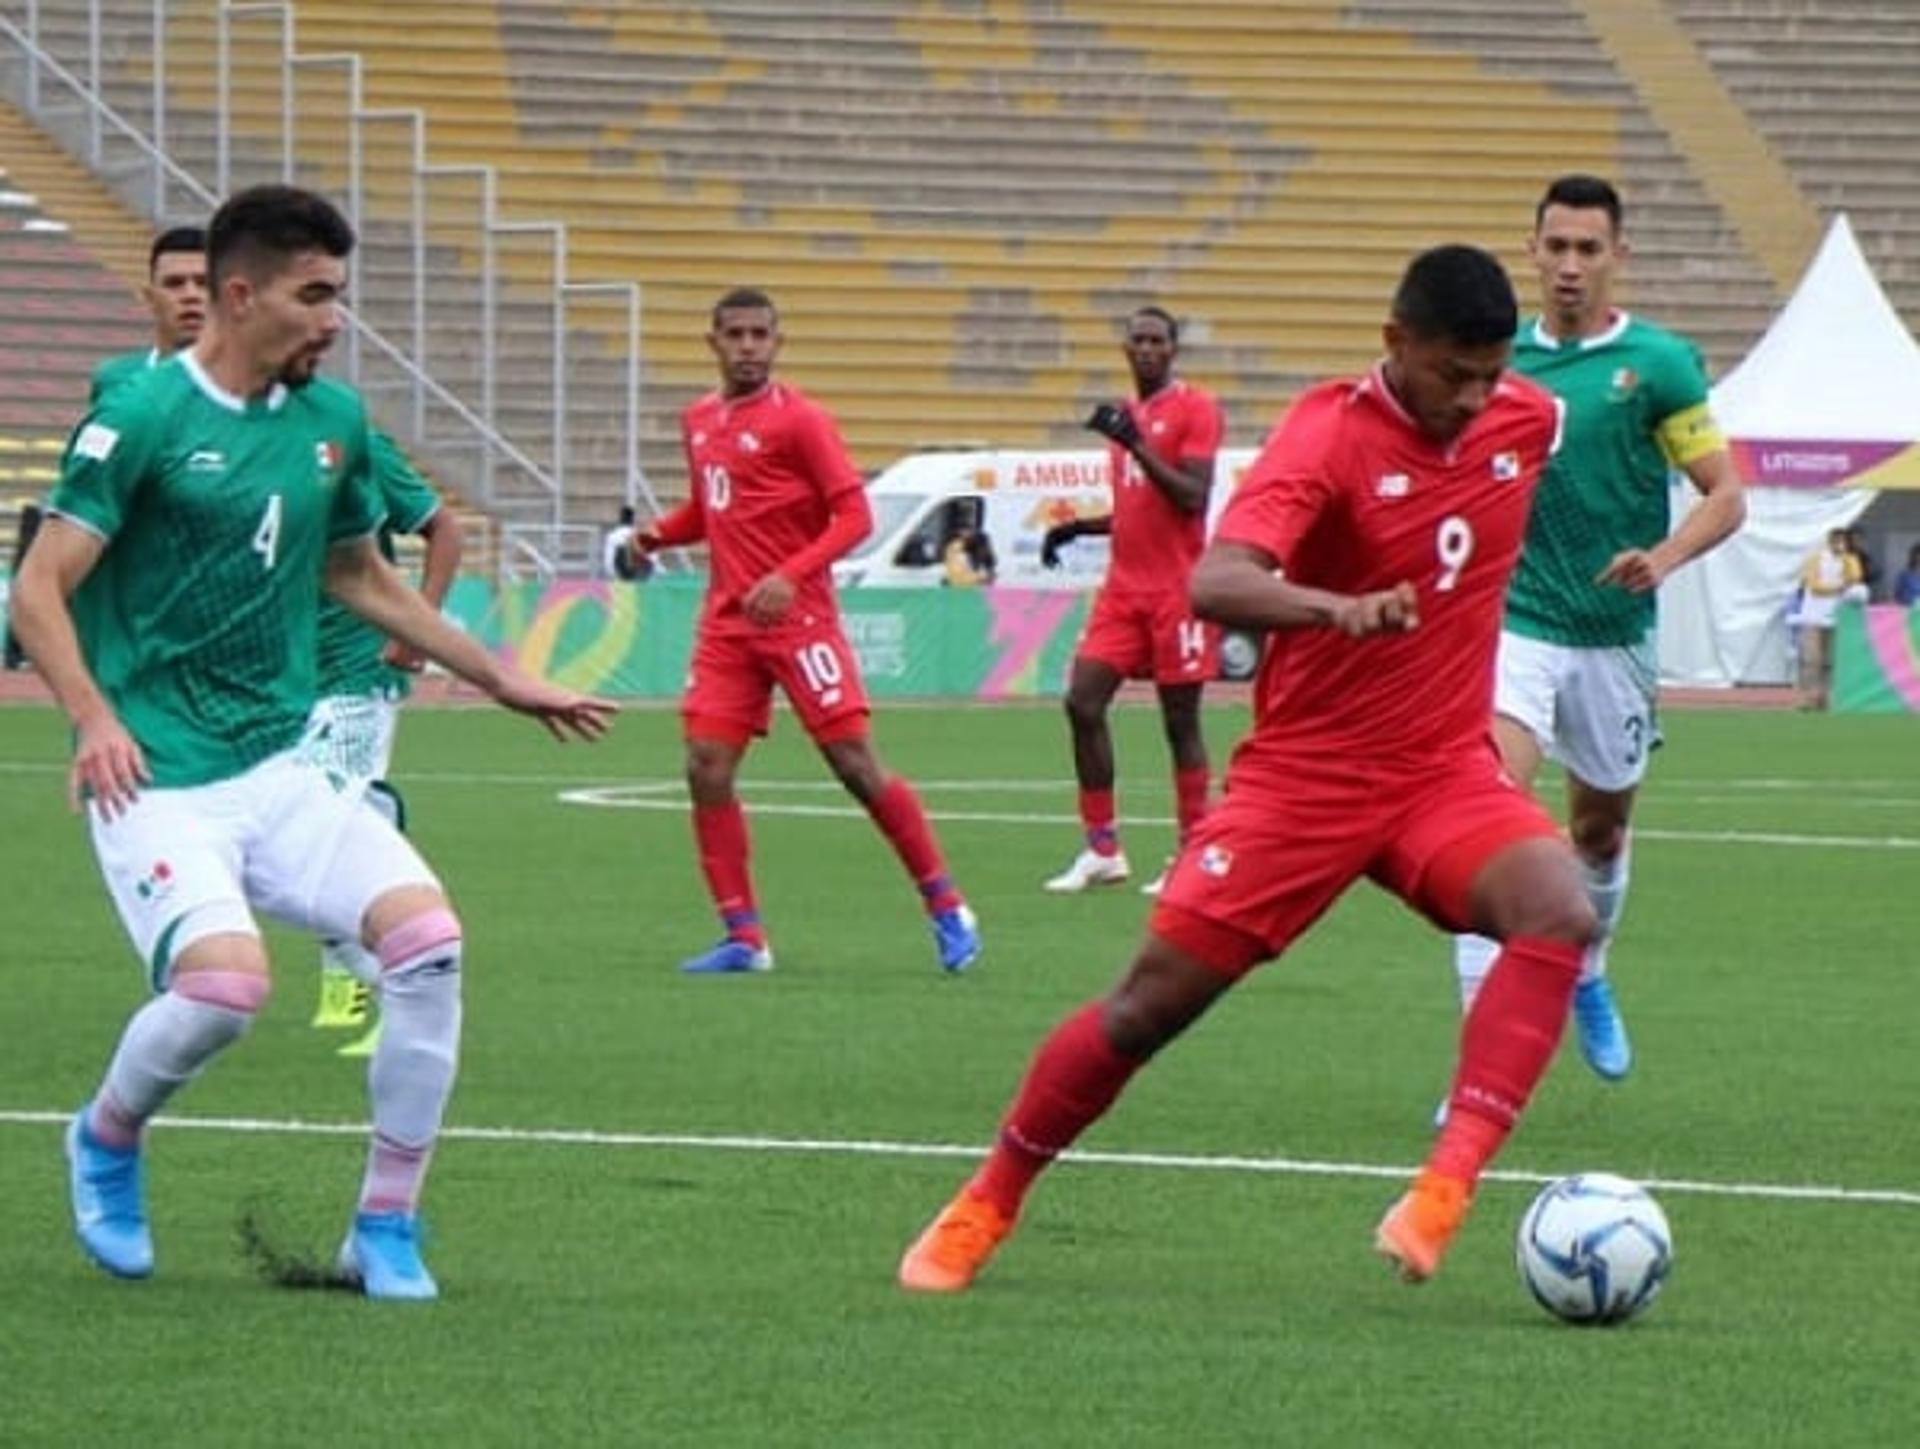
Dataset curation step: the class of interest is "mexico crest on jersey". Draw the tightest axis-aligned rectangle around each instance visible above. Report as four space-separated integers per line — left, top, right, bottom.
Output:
315 440 342 475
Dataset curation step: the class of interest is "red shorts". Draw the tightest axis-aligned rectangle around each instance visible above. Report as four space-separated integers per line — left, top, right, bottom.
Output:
1150 741 1560 977
682 618 871 746
1078 587 1219 685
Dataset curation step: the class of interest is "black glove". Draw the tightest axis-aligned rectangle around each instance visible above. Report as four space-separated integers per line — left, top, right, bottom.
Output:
1084 402 1140 450
1040 521 1082 569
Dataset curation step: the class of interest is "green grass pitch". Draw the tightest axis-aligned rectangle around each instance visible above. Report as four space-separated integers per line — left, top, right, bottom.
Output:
1 700 1916 1446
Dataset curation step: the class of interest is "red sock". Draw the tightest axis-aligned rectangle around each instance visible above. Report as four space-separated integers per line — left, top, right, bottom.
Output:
867 777 962 914
1173 765 1210 845
691 800 765 947
1430 935 1582 1185
969 1001 1143 1217
1079 788 1119 855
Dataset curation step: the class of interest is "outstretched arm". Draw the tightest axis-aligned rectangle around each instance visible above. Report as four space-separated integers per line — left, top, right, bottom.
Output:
326 536 615 740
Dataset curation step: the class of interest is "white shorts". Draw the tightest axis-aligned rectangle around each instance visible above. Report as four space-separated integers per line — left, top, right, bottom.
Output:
1493 630 1660 793
297 690 401 787
89 748 440 989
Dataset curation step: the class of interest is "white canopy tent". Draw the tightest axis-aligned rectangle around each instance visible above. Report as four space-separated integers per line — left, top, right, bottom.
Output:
1659 215 1920 686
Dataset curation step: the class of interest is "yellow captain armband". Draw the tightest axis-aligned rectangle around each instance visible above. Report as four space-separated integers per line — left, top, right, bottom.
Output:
1655 402 1726 467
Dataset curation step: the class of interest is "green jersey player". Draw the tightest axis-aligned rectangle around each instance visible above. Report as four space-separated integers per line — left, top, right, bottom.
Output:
88 225 208 405
303 430 463 1053
1450 175 1746 1084
11 184 614 1302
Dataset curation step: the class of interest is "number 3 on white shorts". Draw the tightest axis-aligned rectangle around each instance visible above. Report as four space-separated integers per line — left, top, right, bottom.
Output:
1435 514 1474 591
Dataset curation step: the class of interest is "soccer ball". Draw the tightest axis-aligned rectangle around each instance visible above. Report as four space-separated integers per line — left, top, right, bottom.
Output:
1516 1173 1673 1325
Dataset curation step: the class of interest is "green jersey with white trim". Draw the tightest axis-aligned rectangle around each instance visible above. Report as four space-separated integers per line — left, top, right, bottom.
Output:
48 354 385 787
89 347 160 406
314 429 442 700
1504 313 1725 647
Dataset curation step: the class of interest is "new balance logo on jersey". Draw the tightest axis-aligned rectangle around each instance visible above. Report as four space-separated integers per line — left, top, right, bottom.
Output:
74 423 119 462
1492 452 1521 482
186 449 226 474
1375 473 1411 498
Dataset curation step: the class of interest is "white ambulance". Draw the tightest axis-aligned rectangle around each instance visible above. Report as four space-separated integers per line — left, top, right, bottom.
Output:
833 445 1258 592
832 445 1262 676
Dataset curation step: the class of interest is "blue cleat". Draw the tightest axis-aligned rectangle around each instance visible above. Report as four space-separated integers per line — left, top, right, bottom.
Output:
340 1211 438 1302
65 1108 153 1280
680 938 774 974
931 905 981 973
1573 977 1633 1081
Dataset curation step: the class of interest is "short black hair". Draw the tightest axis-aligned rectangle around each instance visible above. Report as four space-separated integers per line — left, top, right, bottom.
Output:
206 185 354 291
711 286 777 329
1391 245 1518 347
1128 305 1179 345
148 225 206 274
1536 174 1623 233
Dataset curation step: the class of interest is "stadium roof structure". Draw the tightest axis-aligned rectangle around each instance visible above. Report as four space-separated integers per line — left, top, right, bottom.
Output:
1712 213 1920 491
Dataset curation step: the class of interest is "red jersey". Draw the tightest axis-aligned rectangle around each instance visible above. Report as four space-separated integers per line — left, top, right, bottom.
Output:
1106 379 1224 595
680 383 864 631
1215 366 1562 766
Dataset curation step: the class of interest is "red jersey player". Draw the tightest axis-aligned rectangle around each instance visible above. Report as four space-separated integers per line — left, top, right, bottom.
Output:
631 288 980 975
899 246 1599 1295
1040 306 1224 896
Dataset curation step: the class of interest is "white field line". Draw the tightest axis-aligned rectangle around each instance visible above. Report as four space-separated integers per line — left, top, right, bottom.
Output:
2 1108 1914 1208
6 760 1919 848
554 786 1920 850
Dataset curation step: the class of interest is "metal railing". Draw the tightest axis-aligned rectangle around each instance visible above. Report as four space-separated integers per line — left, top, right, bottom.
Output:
2 0 665 570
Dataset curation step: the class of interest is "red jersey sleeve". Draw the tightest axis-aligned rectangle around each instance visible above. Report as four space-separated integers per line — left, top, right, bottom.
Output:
1176 388 1225 464
1212 392 1340 569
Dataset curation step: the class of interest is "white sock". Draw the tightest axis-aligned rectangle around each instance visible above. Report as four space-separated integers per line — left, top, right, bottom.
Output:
1579 836 1632 986
1453 933 1501 1013
360 917 462 1215
90 976 267 1147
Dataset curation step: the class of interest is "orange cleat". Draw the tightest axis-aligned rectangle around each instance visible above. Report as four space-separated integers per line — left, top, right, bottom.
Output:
1373 1170 1473 1284
898 1190 1015 1293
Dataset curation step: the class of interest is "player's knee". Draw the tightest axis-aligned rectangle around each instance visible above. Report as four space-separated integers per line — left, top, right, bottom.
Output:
172 967 272 1016
374 906 464 980
1508 889 1600 949
685 743 739 802
1064 687 1107 732
1569 815 1626 865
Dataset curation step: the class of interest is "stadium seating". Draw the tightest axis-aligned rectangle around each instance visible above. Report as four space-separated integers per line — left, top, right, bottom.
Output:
0 103 150 462
1667 0 1920 325
13 0 1914 530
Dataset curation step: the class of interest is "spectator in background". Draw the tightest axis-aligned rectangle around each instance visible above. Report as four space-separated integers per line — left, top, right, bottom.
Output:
1796 527 1862 710
1842 526 1879 602
603 504 638 580
1892 543 1920 607
941 523 996 587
